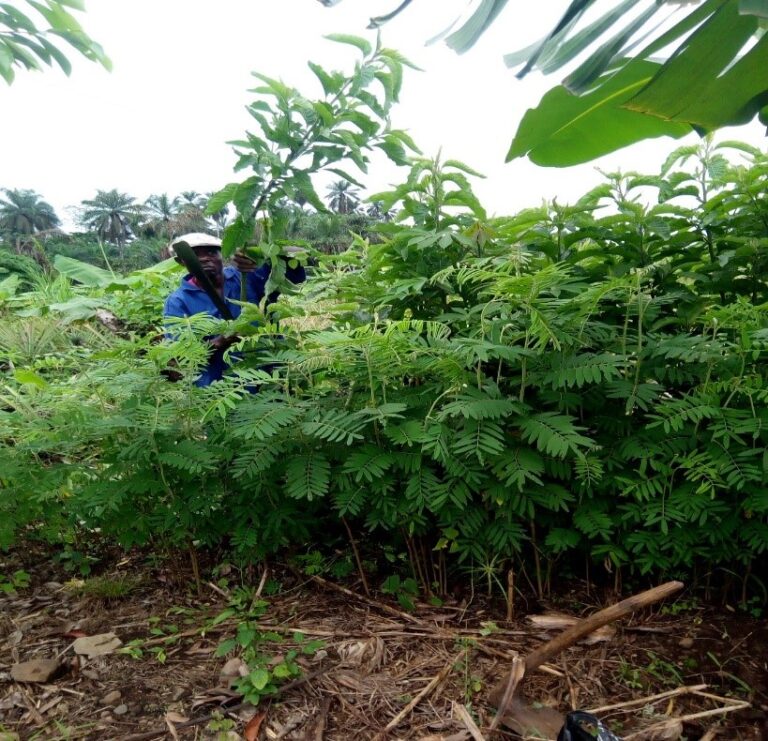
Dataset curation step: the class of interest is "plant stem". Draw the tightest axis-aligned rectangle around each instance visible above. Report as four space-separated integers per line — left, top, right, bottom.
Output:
530 519 543 600
342 516 370 597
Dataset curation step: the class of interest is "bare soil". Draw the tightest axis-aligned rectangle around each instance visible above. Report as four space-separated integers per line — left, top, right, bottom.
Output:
1 548 766 740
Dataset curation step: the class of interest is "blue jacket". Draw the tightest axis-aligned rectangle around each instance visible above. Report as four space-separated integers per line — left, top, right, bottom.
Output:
163 263 305 386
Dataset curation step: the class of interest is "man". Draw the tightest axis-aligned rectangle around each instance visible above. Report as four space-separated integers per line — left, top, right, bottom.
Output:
163 232 306 386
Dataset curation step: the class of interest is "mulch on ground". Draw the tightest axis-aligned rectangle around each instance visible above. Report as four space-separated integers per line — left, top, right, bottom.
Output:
1 550 766 740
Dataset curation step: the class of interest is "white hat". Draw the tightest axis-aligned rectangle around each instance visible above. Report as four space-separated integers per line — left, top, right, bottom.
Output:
171 232 222 249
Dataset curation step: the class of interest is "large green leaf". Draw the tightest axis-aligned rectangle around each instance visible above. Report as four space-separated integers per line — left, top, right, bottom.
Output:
507 60 691 166
53 254 114 287
324 33 372 57
49 296 105 321
627 2 768 129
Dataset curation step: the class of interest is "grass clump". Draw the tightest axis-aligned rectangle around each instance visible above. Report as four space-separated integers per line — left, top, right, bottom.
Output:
67 574 143 601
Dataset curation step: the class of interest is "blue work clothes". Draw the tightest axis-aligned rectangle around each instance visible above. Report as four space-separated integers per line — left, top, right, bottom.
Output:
163 263 305 386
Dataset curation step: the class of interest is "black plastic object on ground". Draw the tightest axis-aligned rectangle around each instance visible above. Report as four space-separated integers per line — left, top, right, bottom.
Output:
557 711 622 741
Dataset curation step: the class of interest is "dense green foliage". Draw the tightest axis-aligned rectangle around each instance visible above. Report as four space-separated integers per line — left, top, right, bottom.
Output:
2 136 767 602
0 248 42 287
2 39 767 608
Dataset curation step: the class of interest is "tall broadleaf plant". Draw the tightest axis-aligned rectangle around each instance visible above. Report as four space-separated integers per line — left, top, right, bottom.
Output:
207 34 420 300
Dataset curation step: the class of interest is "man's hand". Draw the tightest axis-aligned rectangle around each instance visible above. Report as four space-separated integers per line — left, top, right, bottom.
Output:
209 334 241 352
233 253 259 273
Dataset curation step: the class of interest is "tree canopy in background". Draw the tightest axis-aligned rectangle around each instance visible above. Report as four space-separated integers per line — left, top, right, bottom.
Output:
325 0 768 165
0 0 109 84
0 188 60 242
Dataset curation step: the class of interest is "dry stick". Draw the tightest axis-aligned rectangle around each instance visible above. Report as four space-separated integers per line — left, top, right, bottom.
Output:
187 540 203 598
489 657 525 733
374 649 466 738
506 567 515 622
562 656 578 711
207 580 231 600
140 626 211 648
622 702 750 740
691 689 749 705
307 573 422 624
254 564 270 598
452 700 487 741
488 580 685 707
342 516 371 597
312 697 332 741
588 684 708 714
120 667 328 741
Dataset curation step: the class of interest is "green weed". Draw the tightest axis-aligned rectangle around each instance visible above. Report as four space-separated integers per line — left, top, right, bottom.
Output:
0 569 30 595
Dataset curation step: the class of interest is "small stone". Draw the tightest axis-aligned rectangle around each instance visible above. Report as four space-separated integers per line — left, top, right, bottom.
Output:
220 657 245 677
10 659 61 683
81 669 100 680
44 581 63 591
100 690 122 706
72 633 122 658
311 649 328 663
235 703 258 721
678 636 694 649
113 704 129 716
170 686 187 702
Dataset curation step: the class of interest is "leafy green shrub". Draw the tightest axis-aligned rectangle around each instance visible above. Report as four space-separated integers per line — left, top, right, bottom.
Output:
1 78 767 604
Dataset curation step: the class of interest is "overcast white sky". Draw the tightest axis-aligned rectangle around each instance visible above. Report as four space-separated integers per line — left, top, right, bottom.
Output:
1 0 766 229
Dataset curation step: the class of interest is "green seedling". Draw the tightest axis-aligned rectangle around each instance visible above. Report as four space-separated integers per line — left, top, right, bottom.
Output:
0 569 30 595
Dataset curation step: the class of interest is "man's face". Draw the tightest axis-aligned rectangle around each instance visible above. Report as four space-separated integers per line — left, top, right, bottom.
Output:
193 244 223 282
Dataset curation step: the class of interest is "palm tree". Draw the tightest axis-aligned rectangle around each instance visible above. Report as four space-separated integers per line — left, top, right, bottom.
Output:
298 212 350 254
142 193 180 239
366 200 394 222
326 180 360 215
78 189 138 259
179 191 204 209
175 191 209 234
0 188 61 250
